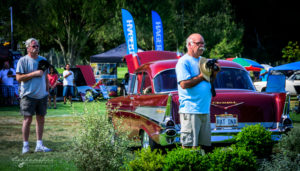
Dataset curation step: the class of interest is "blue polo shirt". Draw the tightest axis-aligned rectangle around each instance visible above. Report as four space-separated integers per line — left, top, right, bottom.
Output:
175 54 212 114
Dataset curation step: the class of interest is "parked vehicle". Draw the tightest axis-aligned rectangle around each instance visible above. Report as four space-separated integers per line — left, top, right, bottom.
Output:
254 71 300 95
107 51 292 149
56 66 99 101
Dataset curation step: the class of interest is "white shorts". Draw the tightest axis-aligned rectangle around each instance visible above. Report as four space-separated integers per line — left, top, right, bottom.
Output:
180 113 211 147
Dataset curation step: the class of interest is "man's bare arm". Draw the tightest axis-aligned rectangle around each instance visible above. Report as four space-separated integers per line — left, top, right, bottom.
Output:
64 72 72 78
16 70 43 82
179 73 205 89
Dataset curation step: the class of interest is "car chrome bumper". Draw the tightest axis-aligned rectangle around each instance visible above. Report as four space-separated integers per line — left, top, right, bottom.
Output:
158 125 292 145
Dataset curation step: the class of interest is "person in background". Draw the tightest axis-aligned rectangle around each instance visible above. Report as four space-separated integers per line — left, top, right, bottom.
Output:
63 64 74 105
48 66 58 109
0 61 16 105
120 73 129 96
16 38 51 154
259 69 269 81
176 33 219 151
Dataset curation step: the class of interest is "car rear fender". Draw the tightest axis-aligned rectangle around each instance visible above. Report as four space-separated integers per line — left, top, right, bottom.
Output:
275 92 293 131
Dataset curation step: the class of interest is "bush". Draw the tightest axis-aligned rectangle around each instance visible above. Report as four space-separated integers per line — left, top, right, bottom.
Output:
259 153 300 171
163 147 209 171
125 147 165 171
235 124 274 158
259 128 300 171
208 145 257 171
70 102 132 171
277 127 300 158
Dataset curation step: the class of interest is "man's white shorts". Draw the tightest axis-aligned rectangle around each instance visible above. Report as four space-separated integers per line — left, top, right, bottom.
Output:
180 113 211 147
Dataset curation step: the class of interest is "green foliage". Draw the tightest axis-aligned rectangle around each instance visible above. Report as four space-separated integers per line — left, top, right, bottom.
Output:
208 145 257 171
184 0 244 58
259 128 300 171
126 146 257 171
282 41 300 62
0 0 244 65
125 147 165 171
163 147 209 171
235 124 274 158
70 102 132 171
277 128 300 159
259 152 300 171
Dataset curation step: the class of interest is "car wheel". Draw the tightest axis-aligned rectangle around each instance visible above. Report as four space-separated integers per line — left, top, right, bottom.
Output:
140 130 158 150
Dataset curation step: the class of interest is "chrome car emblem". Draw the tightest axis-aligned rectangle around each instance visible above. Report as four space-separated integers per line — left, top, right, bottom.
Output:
212 102 244 110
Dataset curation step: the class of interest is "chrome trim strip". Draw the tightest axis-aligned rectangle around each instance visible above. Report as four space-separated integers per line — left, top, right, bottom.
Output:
135 106 166 123
108 108 165 126
211 122 278 129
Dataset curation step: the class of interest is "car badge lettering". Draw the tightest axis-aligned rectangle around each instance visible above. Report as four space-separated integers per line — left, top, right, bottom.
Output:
212 102 244 110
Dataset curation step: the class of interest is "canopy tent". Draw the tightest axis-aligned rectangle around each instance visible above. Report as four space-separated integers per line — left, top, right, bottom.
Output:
261 64 273 71
226 57 264 71
90 43 143 63
270 61 300 71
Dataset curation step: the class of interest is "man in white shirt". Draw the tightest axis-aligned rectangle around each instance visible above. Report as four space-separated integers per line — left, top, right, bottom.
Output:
0 61 16 105
63 64 74 104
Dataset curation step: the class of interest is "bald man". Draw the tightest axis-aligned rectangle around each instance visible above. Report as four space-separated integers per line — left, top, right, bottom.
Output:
176 33 217 150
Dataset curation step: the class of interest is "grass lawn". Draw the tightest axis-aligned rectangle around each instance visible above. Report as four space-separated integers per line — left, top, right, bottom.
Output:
0 101 107 170
118 66 128 79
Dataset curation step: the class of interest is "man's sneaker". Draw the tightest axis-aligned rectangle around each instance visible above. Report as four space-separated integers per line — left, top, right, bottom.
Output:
22 146 30 154
35 146 51 152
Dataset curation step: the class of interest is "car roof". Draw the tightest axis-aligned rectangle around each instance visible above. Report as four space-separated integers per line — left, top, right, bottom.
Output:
134 58 247 78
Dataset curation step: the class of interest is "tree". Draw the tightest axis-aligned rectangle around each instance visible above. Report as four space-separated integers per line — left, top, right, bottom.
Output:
181 0 244 58
36 0 124 66
282 41 300 62
1 0 244 64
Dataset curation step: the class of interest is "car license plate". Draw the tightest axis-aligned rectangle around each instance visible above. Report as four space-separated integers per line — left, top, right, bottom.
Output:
215 114 238 127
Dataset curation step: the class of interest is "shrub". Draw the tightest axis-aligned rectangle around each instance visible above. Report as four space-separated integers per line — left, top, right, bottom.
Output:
259 128 300 171
163 147 209 171
125 147 165 171
259 153 300 171
208 145 257 171
235 124 274 158
70 102 132 171
277 127 300 158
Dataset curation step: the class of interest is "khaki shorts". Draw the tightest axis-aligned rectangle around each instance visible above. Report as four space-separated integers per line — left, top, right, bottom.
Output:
20 96 48 116
180 113 211 147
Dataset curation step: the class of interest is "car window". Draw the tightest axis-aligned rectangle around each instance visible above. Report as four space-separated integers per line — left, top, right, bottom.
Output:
214 68 255 90
153 68 255 94
141 72 152 94
128 74 136 94
295 73 300 80
154 69 178 93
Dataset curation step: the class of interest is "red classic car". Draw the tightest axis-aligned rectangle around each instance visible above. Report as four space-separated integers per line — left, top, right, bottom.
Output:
107 51 292 149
